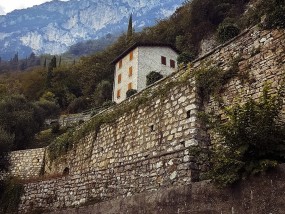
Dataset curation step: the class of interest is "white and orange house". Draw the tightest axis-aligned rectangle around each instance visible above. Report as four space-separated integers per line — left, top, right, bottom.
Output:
111 42 179 103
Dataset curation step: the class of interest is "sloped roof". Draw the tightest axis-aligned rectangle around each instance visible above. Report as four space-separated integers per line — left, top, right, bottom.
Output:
111 42 179 64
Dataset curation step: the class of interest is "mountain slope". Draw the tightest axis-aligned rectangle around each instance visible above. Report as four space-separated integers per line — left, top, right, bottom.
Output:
0 0 184 60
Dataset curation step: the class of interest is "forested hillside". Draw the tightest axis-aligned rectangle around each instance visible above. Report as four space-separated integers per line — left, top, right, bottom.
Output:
0 0 284 153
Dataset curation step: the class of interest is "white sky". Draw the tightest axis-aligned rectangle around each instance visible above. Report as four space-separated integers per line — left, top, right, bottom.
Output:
0 0 69 15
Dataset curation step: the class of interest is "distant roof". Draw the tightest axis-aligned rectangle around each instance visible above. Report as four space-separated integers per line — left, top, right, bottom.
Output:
111 42 179 64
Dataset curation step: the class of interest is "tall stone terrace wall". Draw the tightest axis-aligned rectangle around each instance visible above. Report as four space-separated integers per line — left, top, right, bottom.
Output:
18 26 285 213
19 69 206 213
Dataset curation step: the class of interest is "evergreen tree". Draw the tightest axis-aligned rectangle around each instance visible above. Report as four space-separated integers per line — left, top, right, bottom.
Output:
49 56 57 70
13 52 19 63
28 52 36 67
46 56 57 88
19 59 27 71
127 14 133 40
43 58 47 68
58 56 62 67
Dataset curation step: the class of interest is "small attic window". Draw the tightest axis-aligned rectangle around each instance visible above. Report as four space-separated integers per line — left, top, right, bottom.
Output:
130 51 133 61
161 56 166 65
119 60 122 68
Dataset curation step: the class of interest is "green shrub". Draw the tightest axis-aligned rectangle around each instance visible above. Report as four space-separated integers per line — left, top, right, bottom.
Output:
34 100 60 119
0 178 24 214
0 128 13 171
217 22 240 43
67 97 90 114
102 100 115 108
194 66 223 100
207 84 285 187
51 122 60 134
177 52 195 65
126 89 138 98
48 128 74 161
146 71 163 86
264 6 285 29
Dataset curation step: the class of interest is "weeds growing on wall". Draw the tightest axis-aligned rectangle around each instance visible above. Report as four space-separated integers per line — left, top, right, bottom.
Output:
146 71 163 86
193 63 238 102
217 22 240 43
0 178 24 214
205 83 285 187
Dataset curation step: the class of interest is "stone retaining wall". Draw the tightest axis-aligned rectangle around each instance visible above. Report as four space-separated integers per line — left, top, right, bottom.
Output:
17 26 285 213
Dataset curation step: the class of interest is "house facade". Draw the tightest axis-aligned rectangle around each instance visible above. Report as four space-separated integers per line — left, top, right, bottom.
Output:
112 43 179 103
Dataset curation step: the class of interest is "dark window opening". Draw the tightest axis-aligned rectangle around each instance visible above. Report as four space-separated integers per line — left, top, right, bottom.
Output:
150 125 155 132
186 110 191 119
63 167 70 176
161 56 166 65
170 59 175 68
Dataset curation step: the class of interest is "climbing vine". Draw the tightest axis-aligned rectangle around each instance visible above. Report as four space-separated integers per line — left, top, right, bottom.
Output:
205 83 285 187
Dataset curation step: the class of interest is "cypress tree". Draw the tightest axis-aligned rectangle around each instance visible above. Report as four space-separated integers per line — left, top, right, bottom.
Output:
43 58 47 68
127 14 133 40
46 56 56 88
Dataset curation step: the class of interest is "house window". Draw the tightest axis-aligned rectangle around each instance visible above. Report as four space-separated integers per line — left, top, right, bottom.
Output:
117 89 121 98
161 56 166 65
170 59 175 68
130 51 133 61
128 66 133 77
119 60 122 68
118 74 122 84
128 82 132 90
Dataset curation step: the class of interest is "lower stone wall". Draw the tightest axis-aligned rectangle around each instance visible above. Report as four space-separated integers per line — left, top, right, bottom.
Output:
19 147 198 213
45 164 285 214
8 148 45 179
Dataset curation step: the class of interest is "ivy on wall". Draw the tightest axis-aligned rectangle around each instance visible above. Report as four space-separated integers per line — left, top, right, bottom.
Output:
204 82 285 187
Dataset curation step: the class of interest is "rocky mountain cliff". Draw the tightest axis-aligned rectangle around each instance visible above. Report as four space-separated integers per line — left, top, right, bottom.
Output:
0 0 184 60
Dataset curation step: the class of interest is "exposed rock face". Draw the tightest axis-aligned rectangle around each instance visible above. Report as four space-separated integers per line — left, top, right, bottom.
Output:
0 0 184 59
